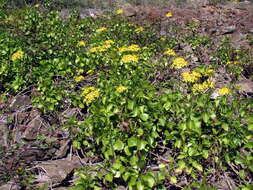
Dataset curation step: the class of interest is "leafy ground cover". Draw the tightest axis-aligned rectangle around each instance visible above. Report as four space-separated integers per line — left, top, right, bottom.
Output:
0 1 253 190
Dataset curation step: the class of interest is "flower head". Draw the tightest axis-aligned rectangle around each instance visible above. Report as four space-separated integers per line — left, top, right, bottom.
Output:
82 87 100 104
171 57 189 69
104 40 114 44
218 87 231 95
96 27 107 33
182 71 201 83
116 9 123 15
77 41 86 47
34 4 40 8
164 48 176 56
121 54 139 63
89 44 111 53
166 12 173 18
74 75 84 82
11 50 24 61
135 27 144 33
116 85 128 93
119 44 141 53
192 80 215 93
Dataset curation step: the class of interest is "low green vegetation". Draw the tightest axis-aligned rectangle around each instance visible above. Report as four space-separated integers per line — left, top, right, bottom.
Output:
0 3 252 190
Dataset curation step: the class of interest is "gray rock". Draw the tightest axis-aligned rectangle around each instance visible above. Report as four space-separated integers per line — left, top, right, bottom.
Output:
0 181 20 190
22 116 43 140
122 3 137 17
79 8 104 19
220 25 236 35
59 9 71 20
9 95 31 111
185 0 209 8
0 115 8 147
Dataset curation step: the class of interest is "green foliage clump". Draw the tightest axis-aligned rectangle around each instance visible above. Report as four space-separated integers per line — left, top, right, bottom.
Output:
0 4 252 189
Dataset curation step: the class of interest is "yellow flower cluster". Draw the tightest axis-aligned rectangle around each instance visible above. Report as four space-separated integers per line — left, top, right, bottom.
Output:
182 71 201 83
11 50 24 61
89 44 111 53
116 85 128 93
171 57 189 69
119 44 141 53
86 70 93 75
82 87 100 104
34 3 40 8
77 41 86 47
135 27 144 33
104 40 114 44
202 69 214 76
166 12 173 18
160 37 166 41
115 9 123 15
227 61 239 65
96 27 107 33
218 87 231 95
121 54 139 63
74 75 84 82
164 48 176 56
192 79 215 93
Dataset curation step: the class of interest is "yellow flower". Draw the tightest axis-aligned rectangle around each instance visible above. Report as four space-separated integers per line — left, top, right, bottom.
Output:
104 40 114 44
116 9 123 15
135 27 144 33
34 3 40 8
160 37 166 41
171 57 189 69
74 75 85 82
227 61 239 65
182 71 201 83
218 87 231 95
116 85 128 93
78 69 84 74
11 50 24 61
192 80 215 93
89 44 111 53
164 48 176 56
82 87 100 104
86 70 93 74
202 69 214 76
82 87 96 95
119 44 141 53
121 54 139 63
166 12 173 18
96 27 107 33
77 41 86 47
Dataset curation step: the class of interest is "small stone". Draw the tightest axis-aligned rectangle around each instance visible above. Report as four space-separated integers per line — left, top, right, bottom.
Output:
9 95 31 112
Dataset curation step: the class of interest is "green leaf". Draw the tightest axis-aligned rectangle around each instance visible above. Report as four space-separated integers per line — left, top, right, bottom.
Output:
105 173 113 182
248 123 253 131
128 137 138 147
170 176 177 184
142 175 155 188
114 140 124 151
191 161 203 172
222 123 229 131
137 140 147 150
140 113 149 121
136 181 145 190
163 102 171 111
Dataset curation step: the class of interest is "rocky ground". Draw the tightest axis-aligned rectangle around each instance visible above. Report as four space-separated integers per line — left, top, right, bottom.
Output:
0 1 253 189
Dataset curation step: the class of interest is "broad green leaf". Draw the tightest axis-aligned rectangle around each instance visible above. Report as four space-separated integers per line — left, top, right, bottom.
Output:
170 176 177 184
128 137 138 147
105 173 113 182
137 140 147 150
114 140 124 151
136 181 145 190
191 161 203 172
140 113 149 121
143 175 155 188
163 102 172 111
